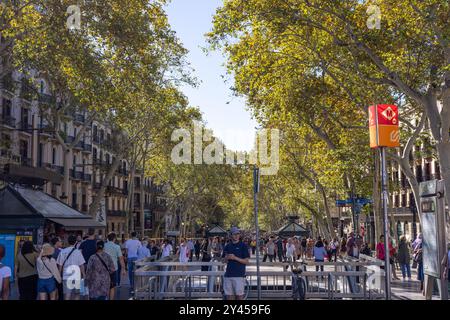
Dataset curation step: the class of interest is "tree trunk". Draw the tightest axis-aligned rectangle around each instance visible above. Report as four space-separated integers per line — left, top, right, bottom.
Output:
127 166 136 235
62 149 71 204
319 186 336 239
88 157 121 218
436 141 450 214
140 171 145 237
373 150 382 242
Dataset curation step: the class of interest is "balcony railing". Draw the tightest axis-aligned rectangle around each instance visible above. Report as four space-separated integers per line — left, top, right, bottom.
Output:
0 115 16 128
73 140 84 149
21 157 32 167
64 135 75 144
0 149 20 164
82 143 92 152
74 114 85 123
1 74 15 93
83 173 92 183
38 93 55 105
93 135 100 143
70 169 83 180
18 121 32 133
107 210 127 217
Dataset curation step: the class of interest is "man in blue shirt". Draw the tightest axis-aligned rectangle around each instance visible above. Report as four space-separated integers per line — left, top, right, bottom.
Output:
221 227 249 300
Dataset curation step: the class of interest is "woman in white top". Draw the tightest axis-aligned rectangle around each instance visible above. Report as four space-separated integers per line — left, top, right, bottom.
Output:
178 239 189 263
37 244 61 300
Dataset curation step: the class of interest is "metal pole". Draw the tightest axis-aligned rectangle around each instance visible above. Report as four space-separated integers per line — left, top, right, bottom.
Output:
380 147 391 300
253 166 261 300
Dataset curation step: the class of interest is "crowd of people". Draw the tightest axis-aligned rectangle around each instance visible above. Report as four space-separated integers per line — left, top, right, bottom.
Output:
1 228 449 300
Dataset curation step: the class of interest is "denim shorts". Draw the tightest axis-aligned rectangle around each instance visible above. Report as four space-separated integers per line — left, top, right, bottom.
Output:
38 277 56 294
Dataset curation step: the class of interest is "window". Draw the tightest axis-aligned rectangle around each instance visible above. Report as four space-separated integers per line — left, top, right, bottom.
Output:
435 162 441 180
424 162 431 181
112 223 115 231
38 143 43 167
52 148 56 165
401 193 407 207
93 126 98 141
40 80 44 93
415 165 423 182
19 140 28 159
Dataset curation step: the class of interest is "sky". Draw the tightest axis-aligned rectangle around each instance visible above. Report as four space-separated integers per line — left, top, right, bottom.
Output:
165 0 257 152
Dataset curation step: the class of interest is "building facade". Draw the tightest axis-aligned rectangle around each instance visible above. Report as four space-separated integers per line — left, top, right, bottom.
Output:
1 70 166 239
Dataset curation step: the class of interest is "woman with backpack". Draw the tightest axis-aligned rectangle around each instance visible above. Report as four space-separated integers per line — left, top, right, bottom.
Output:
15 241 39 300
36 244 61 300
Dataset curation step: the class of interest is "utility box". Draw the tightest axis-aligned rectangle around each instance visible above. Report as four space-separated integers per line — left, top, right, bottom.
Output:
419 179 448 299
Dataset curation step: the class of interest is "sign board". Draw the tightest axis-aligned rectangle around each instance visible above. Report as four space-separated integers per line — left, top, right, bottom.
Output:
369 104 400 148
96 198 106 226
167 231 180 236
421 200 439 278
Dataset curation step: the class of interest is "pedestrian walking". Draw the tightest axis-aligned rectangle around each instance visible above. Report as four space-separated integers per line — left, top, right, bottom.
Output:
300 237 307 259
397 236 412 281
79 229 98 263
137 241 151 260
104 232 126 299
124 231 142 293
340 237 347 257
0 244 11 300
57 235 85 300
330 238 339 262
161 239 173 258
15 240 38 300
177 238 190 263
313 237 327 272
276 237 284 262
85 241 116 300
376 235 400 281
263 237 275 262
413 238 424 292
200 238 211 271
441 243 450 289
37 244 61 300
194 240 201 261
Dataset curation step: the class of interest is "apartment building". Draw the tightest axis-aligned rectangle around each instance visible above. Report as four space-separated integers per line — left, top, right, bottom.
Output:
389 120 442 241
0 70 166 239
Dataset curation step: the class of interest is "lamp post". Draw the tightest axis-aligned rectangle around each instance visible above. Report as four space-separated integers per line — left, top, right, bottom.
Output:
253 166 261 300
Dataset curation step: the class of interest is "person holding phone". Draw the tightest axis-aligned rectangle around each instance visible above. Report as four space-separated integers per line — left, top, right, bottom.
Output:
221 227 250 300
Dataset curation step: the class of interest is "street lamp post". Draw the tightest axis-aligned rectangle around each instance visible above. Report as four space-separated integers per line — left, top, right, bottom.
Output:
380 147 392 300
253 166 261 300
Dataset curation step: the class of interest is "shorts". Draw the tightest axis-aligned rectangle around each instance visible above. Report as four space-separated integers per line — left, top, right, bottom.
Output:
37 277 56 294
63 279 81 295
223 277 245 296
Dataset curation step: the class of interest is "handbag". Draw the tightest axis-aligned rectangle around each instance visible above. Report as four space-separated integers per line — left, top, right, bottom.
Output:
96 253 115 289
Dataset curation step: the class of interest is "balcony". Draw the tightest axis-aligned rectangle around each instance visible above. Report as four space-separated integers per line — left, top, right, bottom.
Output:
107 210 127 217
38 93 55 105
21 157 32 167
73 140 84 150
93 182 102 190
82 143 92 153
117 167 128 176
0 149 20 164
18 121 32 134
83 173 92 183
93 135 100 144
1 74 15 93
0 115 16 128
70 169 83 180
73 113 85 124
20 80 34 101
122 188 129 196
81 204 88 212
64 135 75 144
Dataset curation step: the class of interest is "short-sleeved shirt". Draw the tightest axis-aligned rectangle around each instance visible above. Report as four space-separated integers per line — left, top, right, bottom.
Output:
0 264 12 297
15 252 39 278
222 241 250 278
125 239 142 258
56 246 86 280
79 239 97 263
104 241 123 270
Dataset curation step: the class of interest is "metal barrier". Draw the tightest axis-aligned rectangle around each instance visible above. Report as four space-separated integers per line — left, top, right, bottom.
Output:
134 259 385 300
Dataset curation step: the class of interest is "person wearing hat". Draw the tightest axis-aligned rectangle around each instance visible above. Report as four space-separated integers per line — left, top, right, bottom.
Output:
37 244 61 300
221 227 250 300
